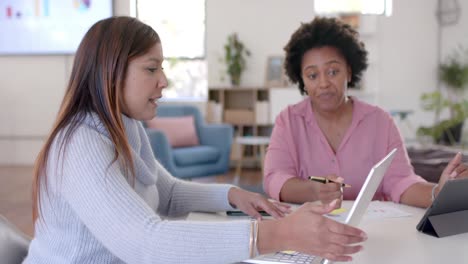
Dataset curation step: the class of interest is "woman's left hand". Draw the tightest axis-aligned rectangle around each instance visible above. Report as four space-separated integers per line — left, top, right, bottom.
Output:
437 152 468 194
228 187 292 220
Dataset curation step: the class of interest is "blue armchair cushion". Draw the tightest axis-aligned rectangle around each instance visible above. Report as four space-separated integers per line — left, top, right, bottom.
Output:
146 116 200 147
145 104 233 179
173 146 220 166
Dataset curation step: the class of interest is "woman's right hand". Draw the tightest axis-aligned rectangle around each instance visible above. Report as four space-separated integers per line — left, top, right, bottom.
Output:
312 174 344 207
257 200 367 262
279 175 344 205
436 152 468 195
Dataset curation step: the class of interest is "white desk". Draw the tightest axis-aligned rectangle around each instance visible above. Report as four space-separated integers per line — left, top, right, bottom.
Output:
188 201 468 264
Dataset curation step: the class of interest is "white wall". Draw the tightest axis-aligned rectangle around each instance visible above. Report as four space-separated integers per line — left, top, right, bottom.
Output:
0 0 467 164
377 0 468 138
0 56 70 164
377 0 439 137
441 0 468 58
207 0 315 87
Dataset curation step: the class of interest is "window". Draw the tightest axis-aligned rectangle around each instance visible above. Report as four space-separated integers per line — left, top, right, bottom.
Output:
136 0 207 100
314 0 392 16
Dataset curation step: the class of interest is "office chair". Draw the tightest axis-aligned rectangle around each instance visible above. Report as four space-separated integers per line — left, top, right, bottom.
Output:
0 215 31 264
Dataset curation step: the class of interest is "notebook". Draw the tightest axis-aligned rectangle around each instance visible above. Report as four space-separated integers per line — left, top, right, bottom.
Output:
243 148 397 264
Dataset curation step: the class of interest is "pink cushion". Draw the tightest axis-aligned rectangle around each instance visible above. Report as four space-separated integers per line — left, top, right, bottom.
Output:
146 116 200 147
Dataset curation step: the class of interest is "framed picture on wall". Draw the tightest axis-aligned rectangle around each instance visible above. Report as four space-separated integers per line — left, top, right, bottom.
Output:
338 14 360 29
265 56 288 87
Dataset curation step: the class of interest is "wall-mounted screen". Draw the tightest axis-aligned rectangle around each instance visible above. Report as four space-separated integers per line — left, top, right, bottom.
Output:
0 0 113 55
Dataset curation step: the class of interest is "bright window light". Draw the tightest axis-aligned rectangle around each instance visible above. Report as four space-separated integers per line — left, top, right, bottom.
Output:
136 0 207 100
315 0 392 16
137 0 205 58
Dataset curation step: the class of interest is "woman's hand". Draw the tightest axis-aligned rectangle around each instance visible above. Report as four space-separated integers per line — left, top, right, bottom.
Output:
258 200 367 262
311 174 344 207
436 152 468 195
228 187 291 220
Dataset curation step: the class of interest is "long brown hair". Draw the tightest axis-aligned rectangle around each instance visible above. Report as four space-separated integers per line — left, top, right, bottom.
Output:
32 17 160 221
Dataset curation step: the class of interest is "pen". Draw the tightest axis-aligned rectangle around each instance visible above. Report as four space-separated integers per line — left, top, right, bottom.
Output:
308 176 351 188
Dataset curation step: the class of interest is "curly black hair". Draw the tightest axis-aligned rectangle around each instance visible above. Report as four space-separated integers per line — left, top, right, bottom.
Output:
284 17 368 95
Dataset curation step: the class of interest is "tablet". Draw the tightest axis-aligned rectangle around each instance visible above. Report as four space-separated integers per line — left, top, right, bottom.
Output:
345 148 397 226
416 177 468 237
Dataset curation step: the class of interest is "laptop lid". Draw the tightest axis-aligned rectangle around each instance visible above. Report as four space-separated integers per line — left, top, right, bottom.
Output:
345 148 397 226
320 148 398 264
244 148 397 264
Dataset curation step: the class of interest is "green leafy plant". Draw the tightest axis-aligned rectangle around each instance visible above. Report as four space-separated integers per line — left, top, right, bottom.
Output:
417 91 468 144
224 33 250 86
439 56 468 92
418 48 468 145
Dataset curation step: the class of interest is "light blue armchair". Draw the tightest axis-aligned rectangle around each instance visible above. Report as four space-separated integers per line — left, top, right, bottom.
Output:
145 105 233 179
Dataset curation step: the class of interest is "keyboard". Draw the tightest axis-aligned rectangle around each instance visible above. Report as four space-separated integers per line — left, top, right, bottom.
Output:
244 251 319 264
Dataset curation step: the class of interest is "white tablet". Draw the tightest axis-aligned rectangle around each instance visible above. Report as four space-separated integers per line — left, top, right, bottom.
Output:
345 148 397 226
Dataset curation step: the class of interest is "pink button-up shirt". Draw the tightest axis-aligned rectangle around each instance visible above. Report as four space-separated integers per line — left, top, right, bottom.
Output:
264 97 426 203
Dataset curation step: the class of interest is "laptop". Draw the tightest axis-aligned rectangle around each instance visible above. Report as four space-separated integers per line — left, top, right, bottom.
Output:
243 148 397 264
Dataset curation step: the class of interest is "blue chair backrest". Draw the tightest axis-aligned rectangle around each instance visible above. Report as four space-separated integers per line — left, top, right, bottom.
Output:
156 104 204 138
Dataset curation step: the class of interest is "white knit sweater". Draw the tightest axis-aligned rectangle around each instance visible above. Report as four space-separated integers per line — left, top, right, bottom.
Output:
24 113 250 263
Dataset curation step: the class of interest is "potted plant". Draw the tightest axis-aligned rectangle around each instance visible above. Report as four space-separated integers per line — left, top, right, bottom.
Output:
417 91 468 144
418 48 468 145
223 33 250 86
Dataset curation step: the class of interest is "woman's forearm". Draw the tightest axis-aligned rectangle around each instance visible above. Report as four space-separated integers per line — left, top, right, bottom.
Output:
279 178 319 203
399 182 436 208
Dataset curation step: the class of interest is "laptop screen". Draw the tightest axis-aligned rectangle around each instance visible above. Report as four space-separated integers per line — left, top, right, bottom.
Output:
345 148 397 226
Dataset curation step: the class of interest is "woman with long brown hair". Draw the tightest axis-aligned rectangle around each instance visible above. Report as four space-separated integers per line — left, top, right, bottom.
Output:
24 16 367 263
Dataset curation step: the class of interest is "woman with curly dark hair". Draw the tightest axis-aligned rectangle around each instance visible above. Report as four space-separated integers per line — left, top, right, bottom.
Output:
264 17 467 208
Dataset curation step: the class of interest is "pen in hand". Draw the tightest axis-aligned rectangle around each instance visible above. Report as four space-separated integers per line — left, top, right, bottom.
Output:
309 176 352 188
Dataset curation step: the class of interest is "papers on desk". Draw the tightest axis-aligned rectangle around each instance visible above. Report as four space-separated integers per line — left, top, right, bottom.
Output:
326 201 412 222
364 201 412 219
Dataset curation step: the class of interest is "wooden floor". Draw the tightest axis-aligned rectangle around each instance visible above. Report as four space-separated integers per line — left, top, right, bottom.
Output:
0 166 263 237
